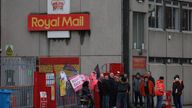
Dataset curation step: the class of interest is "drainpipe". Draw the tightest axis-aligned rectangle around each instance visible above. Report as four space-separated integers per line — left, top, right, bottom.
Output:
123 0 129 76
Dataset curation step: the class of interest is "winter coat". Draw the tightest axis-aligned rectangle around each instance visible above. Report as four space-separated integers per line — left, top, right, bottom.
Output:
172 80 184 96
102 79 110 95
140 80 154 96
117 80 130 93
133 78 142 92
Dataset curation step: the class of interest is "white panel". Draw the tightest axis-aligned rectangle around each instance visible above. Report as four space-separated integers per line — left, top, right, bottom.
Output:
183 65 192 105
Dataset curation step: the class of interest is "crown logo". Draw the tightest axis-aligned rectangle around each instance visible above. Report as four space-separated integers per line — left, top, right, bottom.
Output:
51 0 65 11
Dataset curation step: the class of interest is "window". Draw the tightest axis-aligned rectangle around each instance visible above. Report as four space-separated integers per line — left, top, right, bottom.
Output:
148 4 155 27
133 12 144 49
156 5 163 28
181 2 192 31
6 70 15 86
182 9 189 30
148 1 163 28
165 1 179 30
156 0 162 3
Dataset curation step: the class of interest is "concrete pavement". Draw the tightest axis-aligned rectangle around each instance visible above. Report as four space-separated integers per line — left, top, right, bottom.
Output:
172 105 192 108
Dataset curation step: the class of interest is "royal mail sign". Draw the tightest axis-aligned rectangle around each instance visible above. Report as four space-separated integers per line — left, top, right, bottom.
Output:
28 14 90 31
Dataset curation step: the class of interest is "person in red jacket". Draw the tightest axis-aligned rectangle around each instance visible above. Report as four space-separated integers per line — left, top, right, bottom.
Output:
155 76 165 108
140 76 154 108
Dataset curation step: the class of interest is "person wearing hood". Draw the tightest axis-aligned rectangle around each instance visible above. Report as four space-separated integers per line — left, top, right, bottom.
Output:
133 73 143 108
172 75 184 108
155 76 165 108
116 75 130 108
80 81 93 108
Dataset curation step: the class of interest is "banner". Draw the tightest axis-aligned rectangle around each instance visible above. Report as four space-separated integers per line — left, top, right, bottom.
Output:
28 14 90 31
47 0 70 38
133 56 146 69
69 74 87 92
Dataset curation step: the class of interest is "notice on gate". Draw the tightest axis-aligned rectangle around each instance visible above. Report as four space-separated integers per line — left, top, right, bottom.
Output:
69 74 86 92
40 91 47 108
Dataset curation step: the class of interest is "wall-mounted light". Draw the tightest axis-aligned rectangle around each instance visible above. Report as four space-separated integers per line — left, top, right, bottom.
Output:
138 0 144 3
168 35 172 40
134 42 137 49
142 43 145 50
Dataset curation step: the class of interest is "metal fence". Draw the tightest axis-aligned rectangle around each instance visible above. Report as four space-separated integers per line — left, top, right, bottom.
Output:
0 57 80 108
0 57 36 86
0 86 33 108
56 81 80 108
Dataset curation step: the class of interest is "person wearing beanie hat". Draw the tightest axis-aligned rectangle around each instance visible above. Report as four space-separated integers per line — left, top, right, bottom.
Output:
172 75 184 108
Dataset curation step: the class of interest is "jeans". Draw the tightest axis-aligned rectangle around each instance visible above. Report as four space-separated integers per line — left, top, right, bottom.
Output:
156 96 163 108
134 91 143 106
102 95 109 108
173 95 182 108
116 92 127 108
144 95 152 108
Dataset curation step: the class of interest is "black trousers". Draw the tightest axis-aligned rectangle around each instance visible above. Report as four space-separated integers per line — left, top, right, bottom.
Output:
134 91 143 106
109 93 117 108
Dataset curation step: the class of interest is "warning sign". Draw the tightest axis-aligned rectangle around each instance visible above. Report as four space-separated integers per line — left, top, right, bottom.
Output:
6 45 14 56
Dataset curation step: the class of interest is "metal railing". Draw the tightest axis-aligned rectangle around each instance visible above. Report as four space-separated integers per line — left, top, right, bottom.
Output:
0 86 33 108
56 81 79 108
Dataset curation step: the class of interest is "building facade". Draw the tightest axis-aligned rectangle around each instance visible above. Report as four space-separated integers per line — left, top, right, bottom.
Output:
1 0 192 105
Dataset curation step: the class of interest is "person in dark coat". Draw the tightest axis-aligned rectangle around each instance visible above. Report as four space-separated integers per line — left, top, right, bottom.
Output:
109 73 116 108
98 73 104 108
116 75 130 108
80 81 93 108
102 75 110 108
133 73 143 107
172 75 184 108
147 71 155 108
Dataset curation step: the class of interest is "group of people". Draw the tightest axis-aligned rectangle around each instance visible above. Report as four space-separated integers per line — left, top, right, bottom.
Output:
133 71 184 108
80 72 130 108
80 71 184 108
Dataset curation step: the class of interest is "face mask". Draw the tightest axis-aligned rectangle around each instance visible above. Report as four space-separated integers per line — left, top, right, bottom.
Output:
144 78 148 82
175 78 179 81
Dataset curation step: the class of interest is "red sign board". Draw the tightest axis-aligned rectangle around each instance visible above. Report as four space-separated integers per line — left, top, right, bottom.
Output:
109 63 124 75
28 14 90 31
133 57 146 69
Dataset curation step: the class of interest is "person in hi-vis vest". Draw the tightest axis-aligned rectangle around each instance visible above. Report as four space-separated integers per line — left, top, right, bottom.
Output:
155 76 165 108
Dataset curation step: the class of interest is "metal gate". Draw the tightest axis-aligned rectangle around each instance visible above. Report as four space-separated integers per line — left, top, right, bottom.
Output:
0 57 80 108
0 56 36 108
